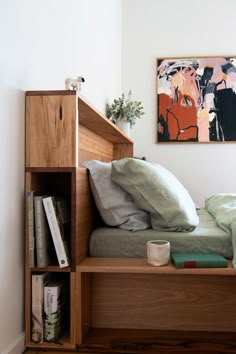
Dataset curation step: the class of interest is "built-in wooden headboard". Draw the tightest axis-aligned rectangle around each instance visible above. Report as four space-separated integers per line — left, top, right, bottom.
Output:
76 95 134 264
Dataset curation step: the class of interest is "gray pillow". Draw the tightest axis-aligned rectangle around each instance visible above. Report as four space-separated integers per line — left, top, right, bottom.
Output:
82 160 151 231
111 158 199 231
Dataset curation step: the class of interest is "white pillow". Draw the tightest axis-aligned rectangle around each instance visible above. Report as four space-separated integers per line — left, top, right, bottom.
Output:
82 160 151 231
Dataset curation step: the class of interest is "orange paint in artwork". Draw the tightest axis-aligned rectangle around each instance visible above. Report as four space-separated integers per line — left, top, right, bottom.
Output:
158 91 198 141
158 93 172 118
178 127 198 141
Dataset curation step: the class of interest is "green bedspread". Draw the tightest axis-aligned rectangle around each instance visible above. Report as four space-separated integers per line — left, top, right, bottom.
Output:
205 193 236 270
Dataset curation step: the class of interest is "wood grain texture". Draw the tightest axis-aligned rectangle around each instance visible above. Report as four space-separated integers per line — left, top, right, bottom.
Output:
78 95 133 144
26 94 77 167
76 272 91 345
70 272 76 346
113 143 133 160
75 168 93 265
77 257 235 275
82 328 236 353
26 90 76 96
90 273 236 332
79 125 113 164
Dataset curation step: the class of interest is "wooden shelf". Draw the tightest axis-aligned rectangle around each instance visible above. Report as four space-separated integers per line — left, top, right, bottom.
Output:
25 167 76 173
78 95 133 144
30 266 71 272
80 327 236 353
26 334 75 350
77 257 236 276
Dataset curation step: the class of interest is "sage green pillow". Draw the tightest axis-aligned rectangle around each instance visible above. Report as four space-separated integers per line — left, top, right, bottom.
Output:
111 158 199 231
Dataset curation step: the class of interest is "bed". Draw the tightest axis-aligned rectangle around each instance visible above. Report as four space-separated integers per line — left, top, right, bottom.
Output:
89 208 232 258
76 94 236 354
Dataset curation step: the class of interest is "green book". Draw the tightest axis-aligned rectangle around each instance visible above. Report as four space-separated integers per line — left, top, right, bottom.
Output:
171 253 228 269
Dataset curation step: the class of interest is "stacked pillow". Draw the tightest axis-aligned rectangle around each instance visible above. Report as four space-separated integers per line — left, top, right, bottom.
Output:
82 160 151 231
111 158 199 231
83 158 199 232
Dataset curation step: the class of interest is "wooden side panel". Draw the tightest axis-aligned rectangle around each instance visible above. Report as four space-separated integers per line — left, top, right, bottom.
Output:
91 273 236 332
70 272 76 345
79 125 113 164
75 168 94 265
26 95 77 167
78 95 133 144
25 174 32 344
76 272 91 344
113 143 133 160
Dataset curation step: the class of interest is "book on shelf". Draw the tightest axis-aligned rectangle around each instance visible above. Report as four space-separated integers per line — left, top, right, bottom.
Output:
42 196 70 268
34 196 55 267
32 273 49 343
27 191 35 267
43 278 67 342
171 252 228 269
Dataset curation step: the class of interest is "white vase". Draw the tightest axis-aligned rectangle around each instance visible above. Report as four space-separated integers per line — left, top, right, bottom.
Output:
116 120 130 136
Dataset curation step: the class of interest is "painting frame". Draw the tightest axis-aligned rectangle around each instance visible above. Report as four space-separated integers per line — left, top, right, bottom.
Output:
156 55 236 143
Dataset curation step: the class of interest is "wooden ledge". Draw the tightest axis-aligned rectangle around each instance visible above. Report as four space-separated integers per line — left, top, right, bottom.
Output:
77 258 236 276
78 95 133 144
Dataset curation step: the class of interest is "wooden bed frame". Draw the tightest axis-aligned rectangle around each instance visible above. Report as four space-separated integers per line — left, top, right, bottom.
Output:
25 91 236 354
74 95 236 353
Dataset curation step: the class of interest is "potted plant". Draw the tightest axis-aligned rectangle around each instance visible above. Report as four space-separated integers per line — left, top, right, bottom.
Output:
106 90 145 136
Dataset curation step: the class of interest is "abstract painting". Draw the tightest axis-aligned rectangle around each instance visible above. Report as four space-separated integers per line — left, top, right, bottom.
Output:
157 56 236 142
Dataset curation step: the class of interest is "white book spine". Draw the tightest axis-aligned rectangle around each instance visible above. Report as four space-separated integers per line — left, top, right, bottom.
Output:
43 197 69 268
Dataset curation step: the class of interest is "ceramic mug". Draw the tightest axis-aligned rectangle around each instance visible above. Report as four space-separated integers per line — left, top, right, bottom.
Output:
147 240 170 266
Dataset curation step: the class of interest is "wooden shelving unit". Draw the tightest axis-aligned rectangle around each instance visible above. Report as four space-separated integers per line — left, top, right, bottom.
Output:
25 91 78 350
25 90 133 352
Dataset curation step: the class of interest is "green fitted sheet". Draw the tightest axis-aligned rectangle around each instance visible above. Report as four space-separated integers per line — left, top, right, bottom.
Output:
89 208 232 258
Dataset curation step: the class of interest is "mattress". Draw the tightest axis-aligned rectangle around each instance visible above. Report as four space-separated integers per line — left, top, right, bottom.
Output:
89 208 232 258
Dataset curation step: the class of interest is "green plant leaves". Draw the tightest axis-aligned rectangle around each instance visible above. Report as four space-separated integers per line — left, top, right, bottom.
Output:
106 90 144 127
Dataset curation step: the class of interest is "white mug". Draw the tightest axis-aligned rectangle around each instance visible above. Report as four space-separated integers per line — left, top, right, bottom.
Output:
147 240 170 266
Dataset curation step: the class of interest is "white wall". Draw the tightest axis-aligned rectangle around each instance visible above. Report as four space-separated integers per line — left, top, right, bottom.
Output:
0 0 122 352
122 0 236 206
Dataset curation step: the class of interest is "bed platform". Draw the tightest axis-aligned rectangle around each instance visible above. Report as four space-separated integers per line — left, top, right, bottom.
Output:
73 94 236 353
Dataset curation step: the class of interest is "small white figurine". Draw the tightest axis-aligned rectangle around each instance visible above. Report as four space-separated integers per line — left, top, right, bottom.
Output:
65 76 85 91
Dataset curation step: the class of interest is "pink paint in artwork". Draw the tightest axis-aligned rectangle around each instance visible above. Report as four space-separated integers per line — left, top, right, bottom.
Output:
197 108 210 142
198 58 227 69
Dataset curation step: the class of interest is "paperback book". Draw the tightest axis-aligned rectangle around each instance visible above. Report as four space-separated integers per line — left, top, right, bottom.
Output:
171 252 228 269
43 196 70 268
27 191 35 267
34 196 52 267
43 279 67 342
32 273 49 343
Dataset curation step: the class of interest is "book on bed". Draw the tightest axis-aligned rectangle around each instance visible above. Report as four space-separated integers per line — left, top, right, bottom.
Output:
171 252 228 268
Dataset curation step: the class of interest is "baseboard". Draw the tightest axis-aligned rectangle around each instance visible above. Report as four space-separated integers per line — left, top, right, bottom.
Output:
2 333 25 354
